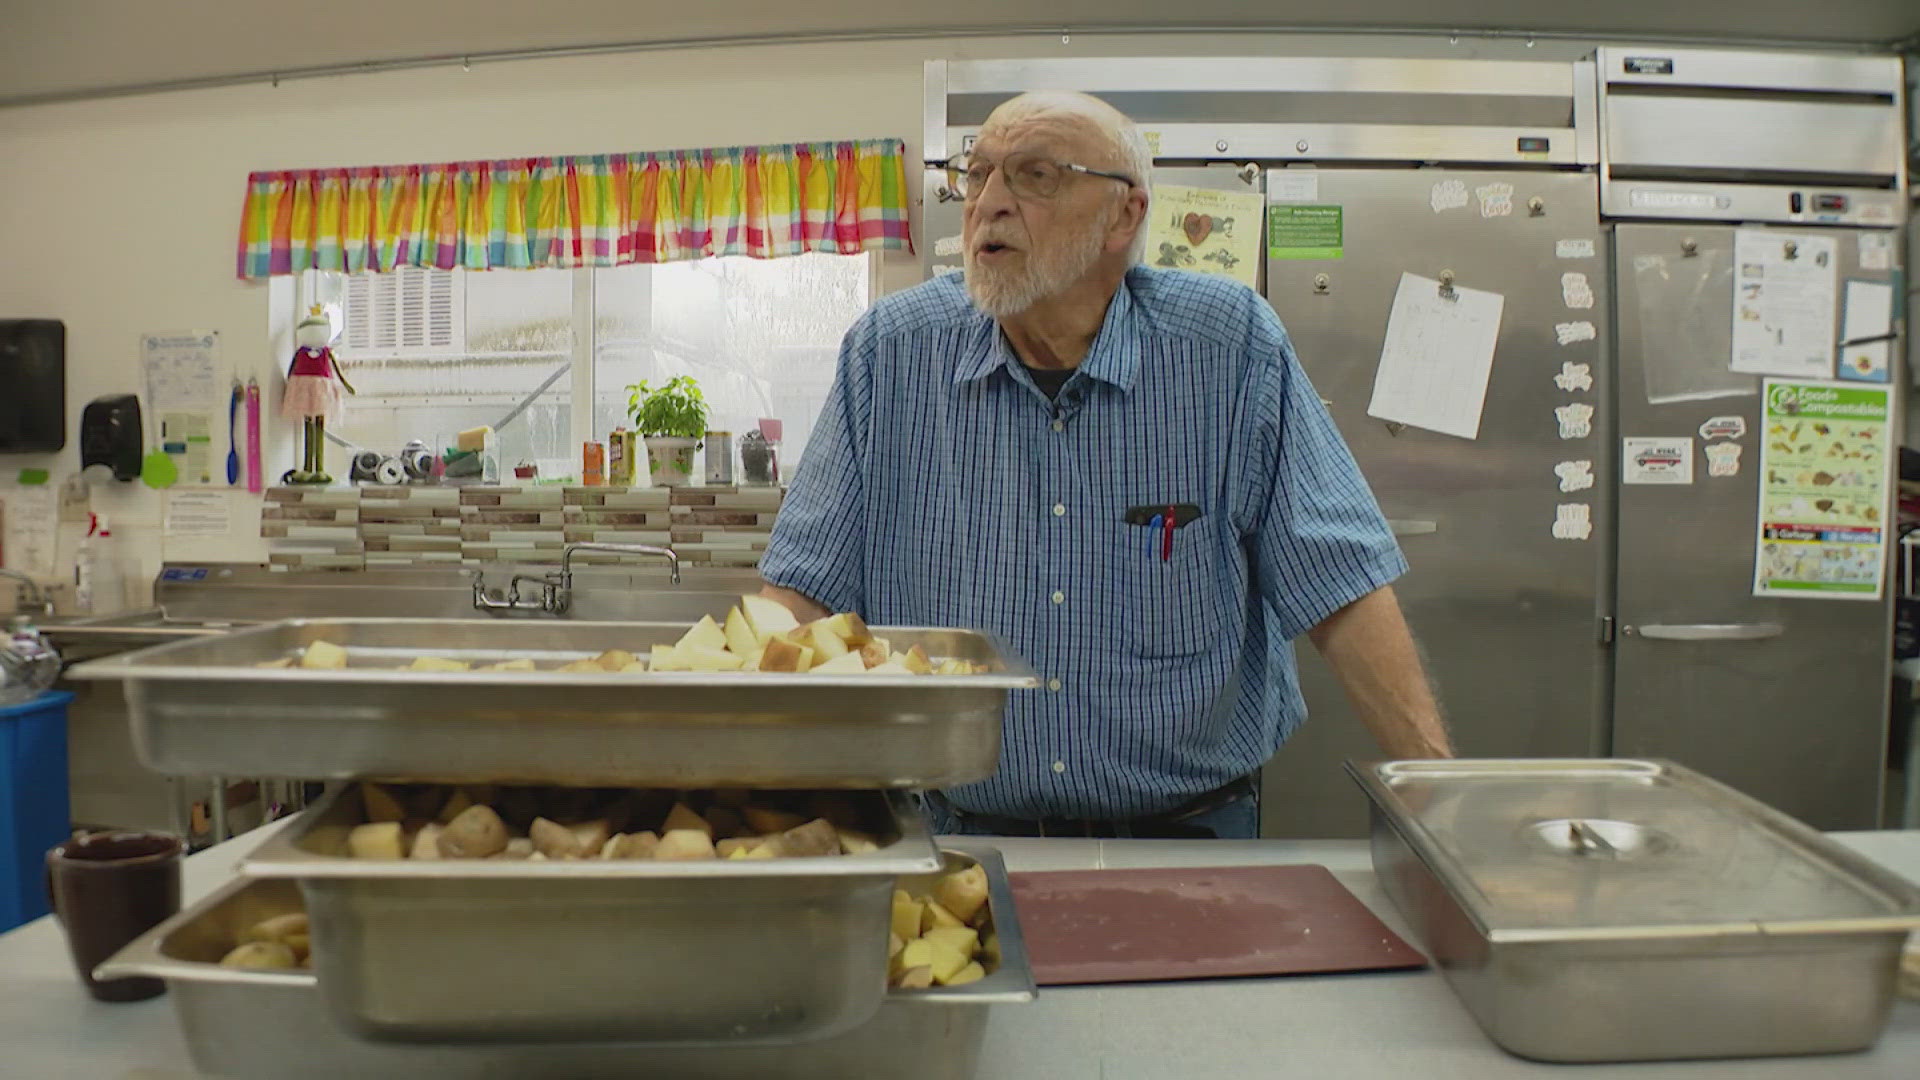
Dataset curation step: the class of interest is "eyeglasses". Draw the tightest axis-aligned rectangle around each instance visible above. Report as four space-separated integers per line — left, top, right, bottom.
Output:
946 151 1134 201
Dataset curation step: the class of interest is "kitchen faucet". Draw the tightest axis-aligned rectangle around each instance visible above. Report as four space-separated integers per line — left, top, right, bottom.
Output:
0 569 53 617
471 541 680 615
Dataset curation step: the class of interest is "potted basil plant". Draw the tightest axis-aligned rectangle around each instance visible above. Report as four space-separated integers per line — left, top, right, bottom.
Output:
627 376 708 487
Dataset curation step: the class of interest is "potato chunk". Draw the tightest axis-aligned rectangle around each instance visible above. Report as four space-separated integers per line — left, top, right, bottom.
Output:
437 804 510 859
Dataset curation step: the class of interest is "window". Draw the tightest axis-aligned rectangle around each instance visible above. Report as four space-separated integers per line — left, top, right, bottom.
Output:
298 254 870 480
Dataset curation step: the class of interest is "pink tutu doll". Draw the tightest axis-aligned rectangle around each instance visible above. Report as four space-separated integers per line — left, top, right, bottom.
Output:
281 305 355 483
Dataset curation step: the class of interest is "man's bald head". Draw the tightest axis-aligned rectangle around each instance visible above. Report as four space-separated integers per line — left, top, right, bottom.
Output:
976 92 1153 265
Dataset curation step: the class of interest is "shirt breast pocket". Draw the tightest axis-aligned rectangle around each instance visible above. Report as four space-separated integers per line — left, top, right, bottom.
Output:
1109 516 1234 659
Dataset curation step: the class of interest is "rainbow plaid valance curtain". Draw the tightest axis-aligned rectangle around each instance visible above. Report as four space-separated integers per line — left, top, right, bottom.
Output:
236 138 912 279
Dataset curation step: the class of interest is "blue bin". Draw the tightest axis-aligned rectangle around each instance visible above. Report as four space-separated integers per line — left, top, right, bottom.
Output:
1 690 71 933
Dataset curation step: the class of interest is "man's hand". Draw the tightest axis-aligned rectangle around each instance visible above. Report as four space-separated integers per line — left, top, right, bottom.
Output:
759 582 831 624
1306 585 1453 759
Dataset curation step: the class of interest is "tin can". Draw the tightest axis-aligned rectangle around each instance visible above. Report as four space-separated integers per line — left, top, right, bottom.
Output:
704 431 734 484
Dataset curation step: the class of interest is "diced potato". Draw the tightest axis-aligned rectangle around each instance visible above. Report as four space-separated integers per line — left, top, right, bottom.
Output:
677 614 729 653
739 594 801 643
570 819 611 853
254 656 295 669
742 843 777 860
715 836 761 858
924 926 980 958
866 660 914 676
858 639 891 669
900 645 933 675
901 937 970 985
240 912 310 946
531 817 591 859
220 941 298 969
479 658 536 672
723 606 761 658
348 821 405 859
619 660 649 674
764 818 841 858
895 965 934 990
758 635 814 673
742 806 807 834
944 961 986 986
821 612 874 647
921 900 965 934
726 845 753 859
594 649 637 672
437 805 510 858
406 656 471 672
409 823 444 860
604 831 660 859
809 651 868 675
299 640 349 670
662 802 713 838
556 658 606 673
655 829 717 860
934 863 990 923
806 620 850 660
683 646 747 672
836 829 880 855
891 891 924 942
649 644 692 672
935 658 969 676
888 932 906 959
434 788 473 826
492 837 535 861
359 783 407 824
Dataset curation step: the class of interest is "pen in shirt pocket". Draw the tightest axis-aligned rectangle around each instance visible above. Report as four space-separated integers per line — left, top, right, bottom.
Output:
1124 503 1203 562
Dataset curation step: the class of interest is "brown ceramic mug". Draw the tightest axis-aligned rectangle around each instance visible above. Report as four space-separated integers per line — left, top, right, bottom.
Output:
46 831 183 1002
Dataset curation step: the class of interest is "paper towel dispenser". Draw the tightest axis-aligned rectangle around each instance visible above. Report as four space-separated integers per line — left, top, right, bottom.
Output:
0 319 66 452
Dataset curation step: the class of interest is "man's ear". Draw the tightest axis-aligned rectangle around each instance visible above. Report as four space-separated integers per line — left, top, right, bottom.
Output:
1108 187 1149 254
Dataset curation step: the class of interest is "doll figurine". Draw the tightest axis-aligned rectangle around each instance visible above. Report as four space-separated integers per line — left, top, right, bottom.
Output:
281 305 354 483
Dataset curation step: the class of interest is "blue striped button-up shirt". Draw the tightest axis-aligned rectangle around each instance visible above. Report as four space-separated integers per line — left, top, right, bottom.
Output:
761 266 1404 818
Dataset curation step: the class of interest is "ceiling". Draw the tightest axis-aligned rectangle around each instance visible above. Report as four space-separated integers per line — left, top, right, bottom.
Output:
4 1 1916 106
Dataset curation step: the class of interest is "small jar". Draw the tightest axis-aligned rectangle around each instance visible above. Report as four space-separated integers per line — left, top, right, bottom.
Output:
738 431 778 486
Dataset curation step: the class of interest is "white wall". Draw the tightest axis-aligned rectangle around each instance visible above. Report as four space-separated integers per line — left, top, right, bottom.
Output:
0 30 1597 594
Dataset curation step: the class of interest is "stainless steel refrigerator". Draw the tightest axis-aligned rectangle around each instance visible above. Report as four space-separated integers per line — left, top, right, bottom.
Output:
1258 168 1614 838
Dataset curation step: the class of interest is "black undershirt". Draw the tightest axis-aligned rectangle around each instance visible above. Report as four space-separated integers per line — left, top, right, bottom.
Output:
1022 363 1073 402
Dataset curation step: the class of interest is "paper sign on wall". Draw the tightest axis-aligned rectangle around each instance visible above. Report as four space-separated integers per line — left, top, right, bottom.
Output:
142 331 225 487
1731 230 1838 378
1268 172 1319 203
165 489 234 538
1366 272 1505 440
1148 184 1265 287
1267 205 1344 261
1622 437 1694 484
1754 379 1892 599
0 484 58 580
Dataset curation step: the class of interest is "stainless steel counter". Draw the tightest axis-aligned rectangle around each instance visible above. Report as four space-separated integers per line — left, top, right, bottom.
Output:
1 826 1915 1078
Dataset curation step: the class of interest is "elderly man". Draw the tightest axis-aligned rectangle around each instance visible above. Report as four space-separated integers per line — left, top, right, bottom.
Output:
760 91 1451 839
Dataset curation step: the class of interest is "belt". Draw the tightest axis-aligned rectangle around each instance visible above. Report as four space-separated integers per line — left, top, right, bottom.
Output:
938 775 1257 839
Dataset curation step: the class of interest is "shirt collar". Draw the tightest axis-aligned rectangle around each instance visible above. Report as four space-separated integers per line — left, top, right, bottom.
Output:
952 273 1142 393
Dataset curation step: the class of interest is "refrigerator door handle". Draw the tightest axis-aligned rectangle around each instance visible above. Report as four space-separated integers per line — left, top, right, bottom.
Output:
1388 519 1438 536
1625 622 1786 641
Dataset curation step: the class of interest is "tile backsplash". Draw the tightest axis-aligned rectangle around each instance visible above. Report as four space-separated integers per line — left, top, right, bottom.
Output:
263 485 783 570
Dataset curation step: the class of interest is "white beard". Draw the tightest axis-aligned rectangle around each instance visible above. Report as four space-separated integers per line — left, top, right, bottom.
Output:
965 208 1112 318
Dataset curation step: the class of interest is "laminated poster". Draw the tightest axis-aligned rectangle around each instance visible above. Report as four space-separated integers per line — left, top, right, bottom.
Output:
1146 184 1264 288
1753 379 1892 599
142 331 225 486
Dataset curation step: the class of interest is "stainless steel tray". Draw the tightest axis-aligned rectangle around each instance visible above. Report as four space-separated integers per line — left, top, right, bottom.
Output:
1352 758 1920 1063
98 846 1033 1079
238 783 938 1043
66 618 1037 787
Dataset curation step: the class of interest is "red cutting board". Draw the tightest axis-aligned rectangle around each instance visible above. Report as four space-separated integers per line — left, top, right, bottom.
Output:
1007 864 1426 986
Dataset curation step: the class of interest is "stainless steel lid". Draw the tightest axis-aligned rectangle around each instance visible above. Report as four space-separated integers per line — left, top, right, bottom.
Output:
1352 759 1920 940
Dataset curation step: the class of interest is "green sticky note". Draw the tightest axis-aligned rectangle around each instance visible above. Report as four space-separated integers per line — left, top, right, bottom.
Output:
1268 204 1344 260
141 451 179 489
15 468 49 485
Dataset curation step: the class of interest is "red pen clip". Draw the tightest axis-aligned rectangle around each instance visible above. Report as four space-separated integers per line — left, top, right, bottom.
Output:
1161 505 1175 563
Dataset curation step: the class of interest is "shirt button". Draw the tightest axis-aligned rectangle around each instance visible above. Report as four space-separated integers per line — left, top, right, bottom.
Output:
1051 419 1065 433
1050 590 1065 604
1052 760 1066 773
1051 503 1065 517
1047 677 1062 692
